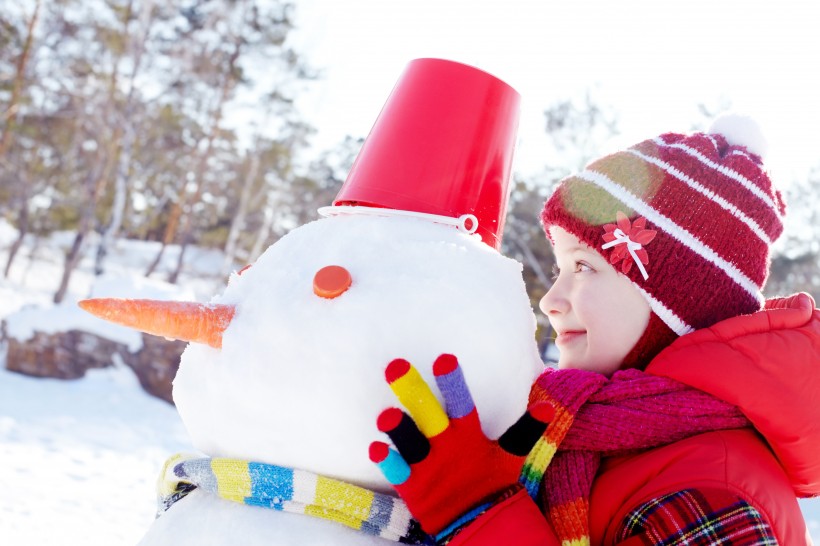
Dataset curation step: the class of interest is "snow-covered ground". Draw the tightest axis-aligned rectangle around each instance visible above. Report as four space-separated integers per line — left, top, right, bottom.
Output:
0 221 818 544
0 222 219 545
0 366 191 544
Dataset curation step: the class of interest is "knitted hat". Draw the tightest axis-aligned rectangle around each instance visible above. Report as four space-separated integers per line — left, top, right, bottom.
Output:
541 114 786 339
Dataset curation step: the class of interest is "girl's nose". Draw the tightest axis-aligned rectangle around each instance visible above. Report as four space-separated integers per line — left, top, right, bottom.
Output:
539 277 568 316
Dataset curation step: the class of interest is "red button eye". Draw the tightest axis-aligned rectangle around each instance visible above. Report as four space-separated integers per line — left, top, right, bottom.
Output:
313 265 352 299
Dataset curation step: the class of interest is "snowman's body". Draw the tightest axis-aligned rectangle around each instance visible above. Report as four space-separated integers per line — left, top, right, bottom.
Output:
140 489 390 545
139 214 544 545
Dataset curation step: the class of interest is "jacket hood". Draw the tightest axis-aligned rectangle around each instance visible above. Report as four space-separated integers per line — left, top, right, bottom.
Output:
647 292 820 497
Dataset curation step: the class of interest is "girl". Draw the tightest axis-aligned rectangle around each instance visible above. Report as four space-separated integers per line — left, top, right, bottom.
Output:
371 115 820 545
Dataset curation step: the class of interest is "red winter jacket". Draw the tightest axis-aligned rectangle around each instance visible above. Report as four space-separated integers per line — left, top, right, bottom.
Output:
451 293 820 545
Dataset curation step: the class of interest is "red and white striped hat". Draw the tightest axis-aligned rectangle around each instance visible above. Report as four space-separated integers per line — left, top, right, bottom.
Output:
541 114 786 338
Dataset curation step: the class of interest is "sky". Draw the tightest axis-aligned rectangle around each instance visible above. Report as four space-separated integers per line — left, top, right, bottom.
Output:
286 0 820 184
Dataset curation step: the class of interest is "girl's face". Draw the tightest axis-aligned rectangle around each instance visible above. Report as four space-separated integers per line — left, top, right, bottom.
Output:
540 227 651 377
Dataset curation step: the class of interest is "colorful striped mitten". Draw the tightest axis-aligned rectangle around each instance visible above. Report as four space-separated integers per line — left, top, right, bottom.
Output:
369 354 553 537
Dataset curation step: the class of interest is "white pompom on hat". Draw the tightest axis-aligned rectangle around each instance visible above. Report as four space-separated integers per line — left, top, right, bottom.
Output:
708 113 769 159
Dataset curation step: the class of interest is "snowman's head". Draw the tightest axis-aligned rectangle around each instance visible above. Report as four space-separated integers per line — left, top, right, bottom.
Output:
168 214 542 491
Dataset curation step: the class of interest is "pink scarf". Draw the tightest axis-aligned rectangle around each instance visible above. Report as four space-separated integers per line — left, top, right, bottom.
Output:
521 367 750 544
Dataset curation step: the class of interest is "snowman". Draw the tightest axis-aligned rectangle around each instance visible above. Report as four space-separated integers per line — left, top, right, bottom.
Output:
80 59 545 545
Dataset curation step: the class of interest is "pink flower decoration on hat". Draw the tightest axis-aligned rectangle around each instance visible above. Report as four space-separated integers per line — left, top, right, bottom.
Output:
601 212 657 279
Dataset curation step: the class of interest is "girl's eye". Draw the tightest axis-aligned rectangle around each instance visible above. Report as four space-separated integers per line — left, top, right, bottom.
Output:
551 261 593 280
574 261 593 273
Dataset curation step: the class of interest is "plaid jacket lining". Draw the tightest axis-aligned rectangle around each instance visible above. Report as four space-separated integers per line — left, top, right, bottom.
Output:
617 488 777 545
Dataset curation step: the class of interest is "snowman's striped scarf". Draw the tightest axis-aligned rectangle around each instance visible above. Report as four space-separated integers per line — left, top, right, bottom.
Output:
158 454 428 544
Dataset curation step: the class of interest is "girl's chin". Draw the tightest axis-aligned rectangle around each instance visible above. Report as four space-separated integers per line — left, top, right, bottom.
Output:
556 357 620 378
556 358 582 370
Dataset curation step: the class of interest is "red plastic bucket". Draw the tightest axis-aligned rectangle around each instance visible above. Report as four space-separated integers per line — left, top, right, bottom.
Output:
332 58 521 250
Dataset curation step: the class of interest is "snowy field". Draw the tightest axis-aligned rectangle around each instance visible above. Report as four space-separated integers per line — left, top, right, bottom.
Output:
0 222 218 545
0 222 818 544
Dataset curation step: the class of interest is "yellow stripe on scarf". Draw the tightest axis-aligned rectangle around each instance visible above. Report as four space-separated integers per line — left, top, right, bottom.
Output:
211 458 252 502
526 436 558 472
523 405 576 478
304 475 376 527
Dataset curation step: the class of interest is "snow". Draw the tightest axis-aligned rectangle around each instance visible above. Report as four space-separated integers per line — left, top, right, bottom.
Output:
0 223 217 545
0 219 17 246
0 365 191 545
1 220 819 544
173 214 543 496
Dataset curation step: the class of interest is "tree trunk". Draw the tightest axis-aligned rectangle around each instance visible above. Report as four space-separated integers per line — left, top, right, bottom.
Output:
0 2 39 273
0 0 40 157
167 236 189 285
53 230 86 303
21 233 42 287
95 126 129 275
148 93 224 281
3 200 29 279
248 203 275 262
53 136 116 303
168 39 241 282
144 241 166 277
145 200 181 277
221 152 260 275
95 0 153 276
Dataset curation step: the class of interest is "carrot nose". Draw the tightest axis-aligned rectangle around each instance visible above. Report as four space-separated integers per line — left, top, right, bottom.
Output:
78 298 235 349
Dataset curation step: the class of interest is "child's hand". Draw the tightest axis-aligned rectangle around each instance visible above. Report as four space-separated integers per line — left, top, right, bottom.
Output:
369 354 553 536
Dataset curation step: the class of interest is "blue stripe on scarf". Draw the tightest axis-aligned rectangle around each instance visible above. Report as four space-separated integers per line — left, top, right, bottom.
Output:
247 462 293 509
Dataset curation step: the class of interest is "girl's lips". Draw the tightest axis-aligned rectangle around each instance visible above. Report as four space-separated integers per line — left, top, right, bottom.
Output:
555 330 586 346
